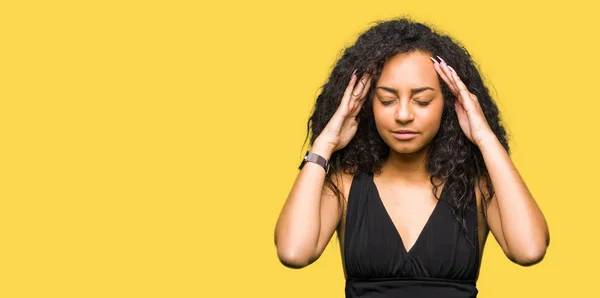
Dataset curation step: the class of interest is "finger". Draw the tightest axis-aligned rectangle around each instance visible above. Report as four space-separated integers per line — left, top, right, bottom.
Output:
356 73 372 102
448 67 478 111
350 74 372 117
454 100 465 115
431 57 459 96
351 72 369 99
433 62 458 95
447 67 472 102
436 56 460 95
447 66 463 95
448 66 470 96
348 74 371 117
351 73 372 111
341 70 359 107
454 101 468 123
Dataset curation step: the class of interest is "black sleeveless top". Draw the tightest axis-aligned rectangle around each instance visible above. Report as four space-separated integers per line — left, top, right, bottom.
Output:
344 171 480 298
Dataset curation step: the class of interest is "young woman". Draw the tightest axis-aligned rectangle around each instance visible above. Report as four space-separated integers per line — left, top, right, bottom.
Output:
274 17 549 297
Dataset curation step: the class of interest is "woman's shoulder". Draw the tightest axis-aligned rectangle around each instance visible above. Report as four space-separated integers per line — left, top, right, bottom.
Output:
330 169 375 201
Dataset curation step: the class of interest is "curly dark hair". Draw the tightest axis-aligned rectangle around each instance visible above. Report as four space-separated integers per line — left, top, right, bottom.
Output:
305 17 510 236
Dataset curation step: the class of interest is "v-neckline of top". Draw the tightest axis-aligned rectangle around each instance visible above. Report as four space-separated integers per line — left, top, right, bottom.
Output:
370 172 446 255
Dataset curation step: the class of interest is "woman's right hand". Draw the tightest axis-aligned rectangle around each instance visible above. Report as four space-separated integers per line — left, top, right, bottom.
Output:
276 71 373 269
316 70 373 152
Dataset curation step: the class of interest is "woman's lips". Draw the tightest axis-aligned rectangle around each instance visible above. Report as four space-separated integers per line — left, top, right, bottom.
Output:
391 132 418 140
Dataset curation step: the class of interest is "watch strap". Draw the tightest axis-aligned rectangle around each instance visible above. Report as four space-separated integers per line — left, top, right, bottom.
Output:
298 151 330 174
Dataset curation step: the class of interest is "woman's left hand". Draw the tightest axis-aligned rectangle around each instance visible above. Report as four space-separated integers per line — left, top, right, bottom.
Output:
431 56 496 147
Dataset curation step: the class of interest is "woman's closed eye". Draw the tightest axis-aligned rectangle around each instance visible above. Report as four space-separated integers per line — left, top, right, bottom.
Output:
377 95 396 106
414 99 431 106
378 97 432 106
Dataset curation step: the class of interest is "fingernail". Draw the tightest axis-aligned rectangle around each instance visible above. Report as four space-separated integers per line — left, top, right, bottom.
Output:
352 69 357 76
430 56 438 63
448 66 456 73
436 56 446 64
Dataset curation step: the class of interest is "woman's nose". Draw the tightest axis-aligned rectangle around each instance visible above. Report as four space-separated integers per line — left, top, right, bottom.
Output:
394 100 414 123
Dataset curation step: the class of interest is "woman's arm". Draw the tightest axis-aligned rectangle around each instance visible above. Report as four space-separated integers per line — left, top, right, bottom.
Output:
274 71 372 269
274 141 344 269
431 56 550 266
479 136 550 266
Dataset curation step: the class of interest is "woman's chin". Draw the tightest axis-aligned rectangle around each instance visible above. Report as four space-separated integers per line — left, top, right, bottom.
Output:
386 141 429 155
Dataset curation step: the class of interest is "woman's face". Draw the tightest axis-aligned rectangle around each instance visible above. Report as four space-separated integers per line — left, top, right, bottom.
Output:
372 51 445 155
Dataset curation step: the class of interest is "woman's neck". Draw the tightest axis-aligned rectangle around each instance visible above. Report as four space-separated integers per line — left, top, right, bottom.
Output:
380 147 431 183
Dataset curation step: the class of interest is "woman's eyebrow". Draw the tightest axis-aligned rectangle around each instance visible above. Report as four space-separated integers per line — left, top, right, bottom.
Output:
376 86 435 96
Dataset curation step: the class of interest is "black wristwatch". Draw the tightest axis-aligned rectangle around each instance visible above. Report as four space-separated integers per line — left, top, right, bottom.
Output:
298 151 330 174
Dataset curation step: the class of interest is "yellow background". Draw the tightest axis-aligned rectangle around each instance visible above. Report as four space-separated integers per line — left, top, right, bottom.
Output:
1 0 598 297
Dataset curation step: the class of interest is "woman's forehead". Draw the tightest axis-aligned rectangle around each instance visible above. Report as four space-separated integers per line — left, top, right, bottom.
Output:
377 52 440 90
